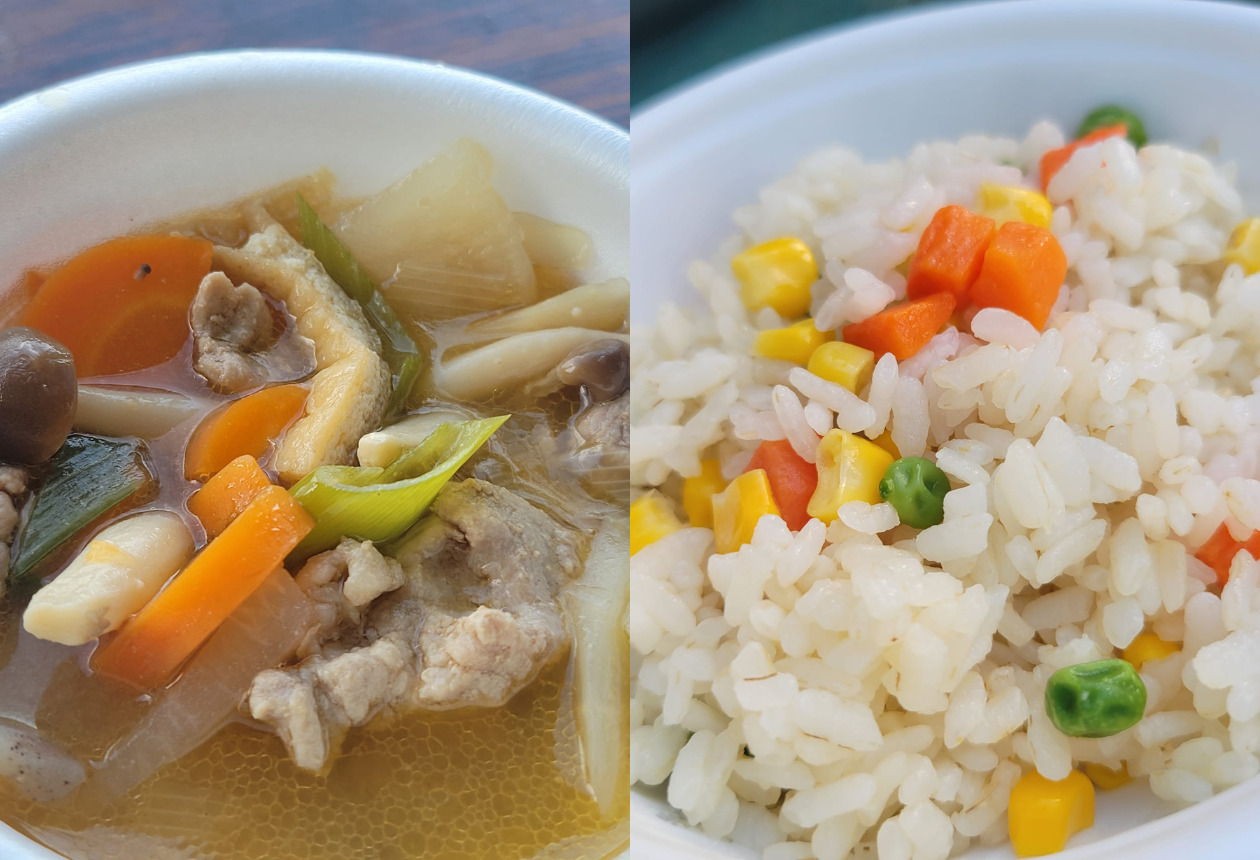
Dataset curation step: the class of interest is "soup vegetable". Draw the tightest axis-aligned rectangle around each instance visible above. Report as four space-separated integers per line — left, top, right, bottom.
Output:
0 139 629 859
631 108 1260 858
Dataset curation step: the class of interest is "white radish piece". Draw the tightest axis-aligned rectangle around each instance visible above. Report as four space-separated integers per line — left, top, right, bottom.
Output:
93 567 316 798
0 719 85 802
335 139 535 308
514 212 594 269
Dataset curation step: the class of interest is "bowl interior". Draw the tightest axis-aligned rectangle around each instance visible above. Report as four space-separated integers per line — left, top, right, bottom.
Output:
630 1 1260 857
0 49 627 860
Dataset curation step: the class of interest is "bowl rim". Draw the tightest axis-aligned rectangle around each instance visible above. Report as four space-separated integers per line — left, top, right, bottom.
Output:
0 47 626 860
631 0 1260 135
0 46 629 142
630 0 1260 858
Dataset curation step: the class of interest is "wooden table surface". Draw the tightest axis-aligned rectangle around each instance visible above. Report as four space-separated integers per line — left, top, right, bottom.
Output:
0 0 629 126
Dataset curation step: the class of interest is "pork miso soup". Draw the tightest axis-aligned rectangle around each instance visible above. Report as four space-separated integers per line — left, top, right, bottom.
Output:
0 139 629 860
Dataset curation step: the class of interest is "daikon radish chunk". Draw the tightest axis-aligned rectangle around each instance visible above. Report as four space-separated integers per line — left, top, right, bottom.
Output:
514 212 593 270
0 719 85 802
93 567 315 798
335 139 535 316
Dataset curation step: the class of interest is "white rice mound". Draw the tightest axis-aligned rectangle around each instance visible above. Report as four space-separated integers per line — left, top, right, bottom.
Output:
630 122 1260 859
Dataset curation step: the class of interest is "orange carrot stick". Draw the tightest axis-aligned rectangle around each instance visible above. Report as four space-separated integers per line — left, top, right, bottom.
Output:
745 440 816 531
1039 123 1128 193
92 484 314 689
905 205 996 301
841 293 957 361
184 384 308 481
20 235 212 377
968 221 1068 330
187 455 273 537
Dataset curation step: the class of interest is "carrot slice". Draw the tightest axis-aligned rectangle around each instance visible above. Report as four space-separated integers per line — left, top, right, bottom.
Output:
184 384 309 481
968 221 1067 331
20 235 212 377
905 205 996 301
187 455 273 537
1039 123 1128 193
841 293 956 361
92 484 314 689
745 439 817 531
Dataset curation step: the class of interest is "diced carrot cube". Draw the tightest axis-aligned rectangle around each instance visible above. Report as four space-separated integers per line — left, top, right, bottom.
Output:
187 455 274 537
841 292 957 361
906 205 996 301
968 221 1067 331
1039 123 1128 193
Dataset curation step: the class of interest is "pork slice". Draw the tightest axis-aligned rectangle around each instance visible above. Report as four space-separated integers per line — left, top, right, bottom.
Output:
293 538 405 657
245 480 580 772
190 272 273 393
384 478 579 708
573 393 628 451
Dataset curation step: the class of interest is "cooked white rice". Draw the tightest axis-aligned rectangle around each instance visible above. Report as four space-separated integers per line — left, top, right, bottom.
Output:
630 121 1260 858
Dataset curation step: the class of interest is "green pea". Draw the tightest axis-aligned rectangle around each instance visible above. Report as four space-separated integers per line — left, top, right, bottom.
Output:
1045 659 1147 738
1077 104 1148 148
878 456 950 529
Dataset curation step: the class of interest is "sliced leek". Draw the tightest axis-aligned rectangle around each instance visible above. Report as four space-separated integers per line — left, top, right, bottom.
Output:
289 415 508 558
11 435 151 586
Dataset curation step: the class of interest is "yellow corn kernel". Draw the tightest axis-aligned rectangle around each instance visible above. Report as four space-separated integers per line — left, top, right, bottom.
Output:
753 319 832 365
807 341 876 393
630 492 683 556
711 469 780 554
806 429 894 524
683 459 726 529
867 429 900 459
976 182 1054 229
732 237 818 319
1083 762 1132 791
1008 769 1095 858
1224 217 1260 275
1122 631 1180 670
976 182 1053 229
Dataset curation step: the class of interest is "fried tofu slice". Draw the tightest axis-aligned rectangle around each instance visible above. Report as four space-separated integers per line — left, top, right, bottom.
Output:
214 202 390 484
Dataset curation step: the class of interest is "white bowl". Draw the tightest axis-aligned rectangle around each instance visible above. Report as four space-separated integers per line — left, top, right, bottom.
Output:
0 49 627 860
630 0 1260 857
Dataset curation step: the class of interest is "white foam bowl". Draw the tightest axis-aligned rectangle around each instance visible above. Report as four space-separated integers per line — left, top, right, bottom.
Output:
0 50 626 860
630 0 1260 857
